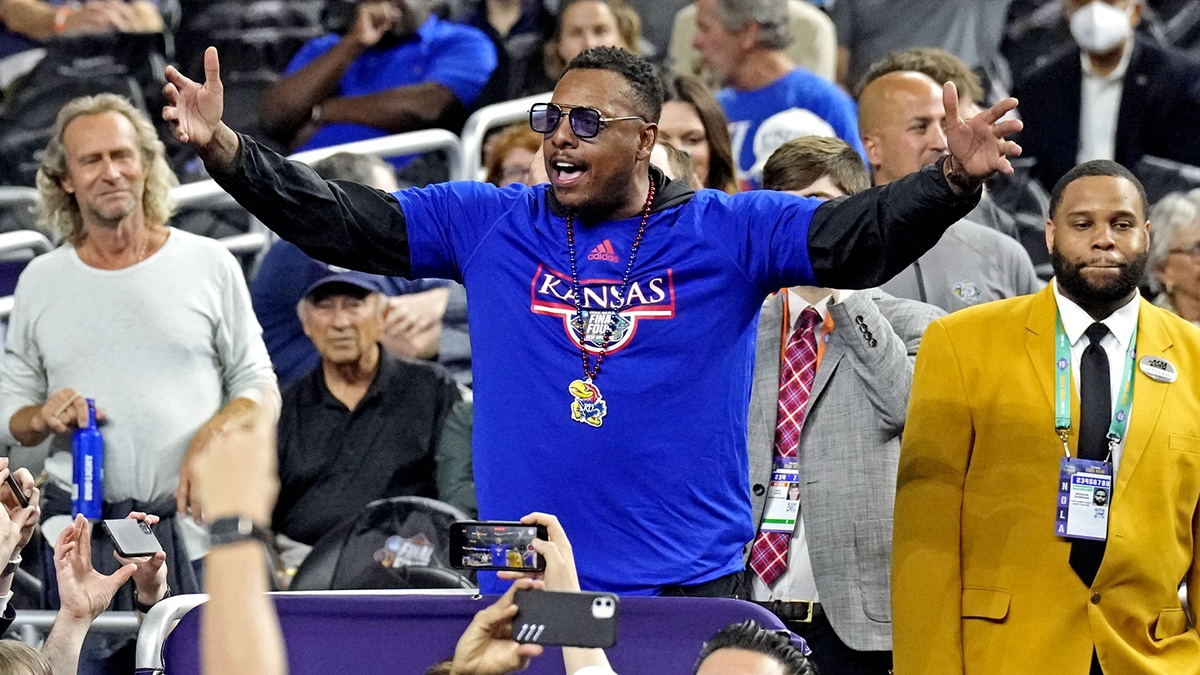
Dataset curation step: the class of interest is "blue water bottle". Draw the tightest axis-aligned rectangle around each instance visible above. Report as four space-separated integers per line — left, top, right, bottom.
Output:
71 398 103 520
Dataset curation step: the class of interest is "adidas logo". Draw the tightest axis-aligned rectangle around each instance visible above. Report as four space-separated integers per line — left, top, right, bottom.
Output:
587 240 620 263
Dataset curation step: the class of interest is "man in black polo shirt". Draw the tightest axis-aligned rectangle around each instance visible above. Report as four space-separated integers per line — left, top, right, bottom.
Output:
271 272 468 557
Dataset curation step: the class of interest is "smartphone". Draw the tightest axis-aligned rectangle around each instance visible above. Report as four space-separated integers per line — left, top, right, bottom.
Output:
101 518 163 558
4 474 28 509
512 588 619 648
448 521 548 572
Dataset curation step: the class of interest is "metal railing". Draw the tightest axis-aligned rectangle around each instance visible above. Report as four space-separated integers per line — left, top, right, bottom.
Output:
290 128 465 181
0 229 52 258
0 230 55 321
0 186 39 206
168 127 467 216
457 92 550 182
9 610 142 647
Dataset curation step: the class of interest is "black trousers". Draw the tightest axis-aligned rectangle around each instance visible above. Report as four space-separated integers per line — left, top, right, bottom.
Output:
784 611 893 675
659 569 752 599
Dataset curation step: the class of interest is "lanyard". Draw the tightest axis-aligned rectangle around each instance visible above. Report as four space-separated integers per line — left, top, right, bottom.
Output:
1053 314 1137 459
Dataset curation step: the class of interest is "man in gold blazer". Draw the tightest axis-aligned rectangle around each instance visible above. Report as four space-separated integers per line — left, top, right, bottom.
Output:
893 159 1200 674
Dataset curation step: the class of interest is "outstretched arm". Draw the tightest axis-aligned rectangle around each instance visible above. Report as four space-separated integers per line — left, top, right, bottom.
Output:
163 48 417 276
806 88 1022 289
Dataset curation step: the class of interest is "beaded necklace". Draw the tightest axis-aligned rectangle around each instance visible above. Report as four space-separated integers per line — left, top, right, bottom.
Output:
563 178 656 427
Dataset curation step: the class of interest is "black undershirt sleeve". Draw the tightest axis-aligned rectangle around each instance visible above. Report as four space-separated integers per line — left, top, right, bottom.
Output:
806 156 981 289
208 133 415 278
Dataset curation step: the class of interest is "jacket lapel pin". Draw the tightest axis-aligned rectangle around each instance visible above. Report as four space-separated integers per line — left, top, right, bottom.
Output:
1138 355 1177 383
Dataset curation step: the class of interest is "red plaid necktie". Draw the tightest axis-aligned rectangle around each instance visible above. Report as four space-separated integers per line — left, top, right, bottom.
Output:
749 307 820 587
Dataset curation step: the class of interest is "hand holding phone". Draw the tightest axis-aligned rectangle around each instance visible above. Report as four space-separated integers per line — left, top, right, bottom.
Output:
512 589 619 648
450 521 549 572
102 518 163 558
4 474 28 510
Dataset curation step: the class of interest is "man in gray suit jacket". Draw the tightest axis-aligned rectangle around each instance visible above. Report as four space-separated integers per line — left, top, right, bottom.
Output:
748 136 944 674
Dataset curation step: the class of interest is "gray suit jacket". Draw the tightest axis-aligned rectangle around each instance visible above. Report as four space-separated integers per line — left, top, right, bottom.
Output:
747 288 943 652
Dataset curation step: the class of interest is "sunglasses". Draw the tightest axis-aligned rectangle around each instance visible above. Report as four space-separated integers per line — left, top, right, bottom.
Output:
529 102 646 139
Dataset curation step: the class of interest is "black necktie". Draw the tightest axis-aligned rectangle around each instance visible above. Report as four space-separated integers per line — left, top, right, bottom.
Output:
1070 322 1110 586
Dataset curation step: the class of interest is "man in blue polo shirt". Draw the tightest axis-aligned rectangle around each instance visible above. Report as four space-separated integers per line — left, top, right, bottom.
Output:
259 0 496 166
164 45 1023 597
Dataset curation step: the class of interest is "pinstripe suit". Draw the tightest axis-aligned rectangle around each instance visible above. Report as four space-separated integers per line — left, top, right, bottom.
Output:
747 288 943 652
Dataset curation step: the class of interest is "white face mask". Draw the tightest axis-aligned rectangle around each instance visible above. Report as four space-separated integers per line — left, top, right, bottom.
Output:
1070 1 1135 55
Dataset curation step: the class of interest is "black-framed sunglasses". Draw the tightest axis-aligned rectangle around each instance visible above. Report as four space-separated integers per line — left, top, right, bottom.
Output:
529 102 646 139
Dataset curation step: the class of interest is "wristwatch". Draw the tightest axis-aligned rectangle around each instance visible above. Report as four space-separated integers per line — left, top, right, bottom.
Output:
208 516 273 548
2 555 20 578
135 585 170 614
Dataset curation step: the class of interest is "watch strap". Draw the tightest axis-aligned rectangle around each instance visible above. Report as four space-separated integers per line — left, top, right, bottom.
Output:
2 555 20 578
135 585 170 614
208 516 273 548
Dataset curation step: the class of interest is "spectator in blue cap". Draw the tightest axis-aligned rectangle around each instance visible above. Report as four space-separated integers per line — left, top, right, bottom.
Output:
272 272 470 571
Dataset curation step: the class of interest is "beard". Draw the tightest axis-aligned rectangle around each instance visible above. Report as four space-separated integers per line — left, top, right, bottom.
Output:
1050 245 1148 308
552 170 639 223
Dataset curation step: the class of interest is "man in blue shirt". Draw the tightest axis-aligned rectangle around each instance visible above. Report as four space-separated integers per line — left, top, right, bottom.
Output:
259 0 497 163
163 45 1022 596
691 0 864 190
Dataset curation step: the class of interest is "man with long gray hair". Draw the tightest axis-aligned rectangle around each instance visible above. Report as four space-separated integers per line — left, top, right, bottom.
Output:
0 93 278 635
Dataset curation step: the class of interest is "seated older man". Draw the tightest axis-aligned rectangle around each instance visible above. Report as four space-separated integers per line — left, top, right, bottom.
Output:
272 272 470 560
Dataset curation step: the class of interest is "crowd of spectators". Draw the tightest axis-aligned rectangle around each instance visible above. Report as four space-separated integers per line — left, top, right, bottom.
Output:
1 0 1200 673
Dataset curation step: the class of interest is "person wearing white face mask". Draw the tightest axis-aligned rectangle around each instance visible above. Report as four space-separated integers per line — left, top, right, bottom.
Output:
1013 0 1200 192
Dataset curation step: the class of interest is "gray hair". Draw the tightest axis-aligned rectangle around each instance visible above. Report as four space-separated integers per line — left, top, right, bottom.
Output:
1147 191 1200 293
714 0 790 50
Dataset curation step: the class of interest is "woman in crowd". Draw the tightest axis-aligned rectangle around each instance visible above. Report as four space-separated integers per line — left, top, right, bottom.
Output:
1148 190 1200 326
485 123 542 187
537 0 642 89
658 74 738 194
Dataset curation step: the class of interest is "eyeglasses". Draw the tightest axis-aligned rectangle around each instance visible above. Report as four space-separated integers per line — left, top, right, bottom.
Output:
1168 241 1200 259
502 165 532 182
529 102 645 139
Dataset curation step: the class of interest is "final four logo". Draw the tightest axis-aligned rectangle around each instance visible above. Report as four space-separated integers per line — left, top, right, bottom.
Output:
530 265 676 353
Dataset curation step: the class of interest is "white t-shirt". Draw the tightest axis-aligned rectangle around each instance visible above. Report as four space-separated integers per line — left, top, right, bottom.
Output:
0 228 278 502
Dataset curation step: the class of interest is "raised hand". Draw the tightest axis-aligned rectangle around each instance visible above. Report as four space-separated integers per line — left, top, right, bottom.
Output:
163 47 225 149
350 1 400 49
0 461 37 563
54 515 137 622
115 512 169 611
943 81 1023 180
450 578 545 675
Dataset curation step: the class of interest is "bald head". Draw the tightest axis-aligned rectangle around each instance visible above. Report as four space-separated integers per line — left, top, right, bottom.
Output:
858 71 948 185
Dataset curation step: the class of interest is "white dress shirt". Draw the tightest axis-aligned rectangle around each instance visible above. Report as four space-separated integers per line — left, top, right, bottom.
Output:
751 289 855 603
1076 42 1134 164
1052 280 1140 473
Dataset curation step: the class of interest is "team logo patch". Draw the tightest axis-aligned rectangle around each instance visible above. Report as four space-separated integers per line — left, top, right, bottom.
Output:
530 265 676 354
952 280 982 304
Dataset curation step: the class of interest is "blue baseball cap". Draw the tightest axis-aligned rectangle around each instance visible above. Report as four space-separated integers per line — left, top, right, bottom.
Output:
302 272 386 302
